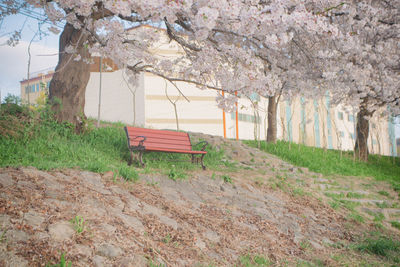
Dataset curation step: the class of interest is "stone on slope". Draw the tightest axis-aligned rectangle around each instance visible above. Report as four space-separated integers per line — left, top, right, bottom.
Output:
48 221 75 241
96 243 123 258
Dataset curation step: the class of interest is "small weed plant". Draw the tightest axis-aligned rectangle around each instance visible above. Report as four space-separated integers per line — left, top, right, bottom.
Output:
46 253 72 267
70 216 85 234
148 259 166 267
221 174 233 184
167 166 187 181
162 233 172 244
238 254 271 267
0 228 7 243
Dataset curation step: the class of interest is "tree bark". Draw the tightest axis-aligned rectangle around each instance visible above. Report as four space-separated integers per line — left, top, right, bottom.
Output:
49 23 91 131
354 104 372 161
267 95 278 143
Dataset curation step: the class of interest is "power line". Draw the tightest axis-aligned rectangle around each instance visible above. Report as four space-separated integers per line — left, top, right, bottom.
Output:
0 4 64 29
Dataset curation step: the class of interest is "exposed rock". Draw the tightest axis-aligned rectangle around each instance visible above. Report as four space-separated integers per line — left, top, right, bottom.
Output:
309 240 324 250
195 238 206 250
0 251 29 267
118 255 148 267
98 223 117 235
96 243 123 258
142 203 178 230
5 230 30 243
117 214 145 234
73 244 92 257
80 171 111 195
34 231 50 240
48 221 75 241
0 214 11 228
0 173 14 187
204 230 220 243
20 167 54 180
92 255 106 267
159 215 178 230
24 211 45 229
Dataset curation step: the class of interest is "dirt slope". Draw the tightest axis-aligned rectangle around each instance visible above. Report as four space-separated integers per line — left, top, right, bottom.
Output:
0 136 398 266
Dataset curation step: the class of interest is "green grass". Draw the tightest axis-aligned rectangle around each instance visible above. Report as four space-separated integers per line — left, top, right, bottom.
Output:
376 201 391 209
354 234 400 263
0 105 226 180
237 254 271 267
244 140 400 185
390 221 400 230
378 190 390 197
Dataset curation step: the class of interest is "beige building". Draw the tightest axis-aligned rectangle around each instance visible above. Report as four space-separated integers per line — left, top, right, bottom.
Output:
20 71 53 104
20 28 397 157
397 139 400 156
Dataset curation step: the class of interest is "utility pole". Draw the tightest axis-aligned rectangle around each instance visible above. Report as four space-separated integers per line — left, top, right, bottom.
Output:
97 56 103 128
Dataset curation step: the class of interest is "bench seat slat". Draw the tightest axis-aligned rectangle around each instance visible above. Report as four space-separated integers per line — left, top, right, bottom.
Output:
128 132 190 142
130 137 192 146
145 147 207 154
130 141 192 151
126 127 188 137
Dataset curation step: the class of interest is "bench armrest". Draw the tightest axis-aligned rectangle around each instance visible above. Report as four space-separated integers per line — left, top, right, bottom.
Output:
132 136 147 147
128 136 147 151
193 140 208 151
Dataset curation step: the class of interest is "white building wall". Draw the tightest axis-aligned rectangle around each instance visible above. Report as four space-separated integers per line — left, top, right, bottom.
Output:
85 70 145 126
143 73 224 136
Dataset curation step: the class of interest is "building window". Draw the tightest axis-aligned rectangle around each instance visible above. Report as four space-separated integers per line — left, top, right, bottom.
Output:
349 133 354 139
371 123 376 129
36 83 40 92
40 82 46 90
249 92 260 102
231 112 260 124
372 139 377 145
338 112 343 120
348 114 354 122
339 131 344 137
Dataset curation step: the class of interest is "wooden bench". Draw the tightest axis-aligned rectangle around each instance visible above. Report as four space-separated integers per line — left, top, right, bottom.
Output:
124 126 208 170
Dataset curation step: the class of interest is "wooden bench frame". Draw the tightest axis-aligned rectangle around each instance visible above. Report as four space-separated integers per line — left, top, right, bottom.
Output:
124 126 208 170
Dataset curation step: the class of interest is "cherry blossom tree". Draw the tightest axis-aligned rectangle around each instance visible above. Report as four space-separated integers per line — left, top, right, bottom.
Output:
1 0 343 130
320 0 400 161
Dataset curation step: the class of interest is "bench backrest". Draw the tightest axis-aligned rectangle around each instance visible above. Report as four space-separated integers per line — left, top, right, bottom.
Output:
124 126 193 152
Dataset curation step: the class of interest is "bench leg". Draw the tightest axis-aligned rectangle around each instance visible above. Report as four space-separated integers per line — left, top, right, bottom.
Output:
138 151 145 167
200 154 206 170
128 150 134 166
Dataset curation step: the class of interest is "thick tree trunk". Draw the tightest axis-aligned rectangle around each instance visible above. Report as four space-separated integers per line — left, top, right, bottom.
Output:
49 23 91 131
354 104 372 161
267 95 278 143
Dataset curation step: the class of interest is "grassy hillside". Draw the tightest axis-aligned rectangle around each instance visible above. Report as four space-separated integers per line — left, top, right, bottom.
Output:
0 104 225 180
244 140 400 188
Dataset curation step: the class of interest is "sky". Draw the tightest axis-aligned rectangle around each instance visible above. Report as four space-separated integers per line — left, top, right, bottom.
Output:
0 14 60 100
0 12 399 139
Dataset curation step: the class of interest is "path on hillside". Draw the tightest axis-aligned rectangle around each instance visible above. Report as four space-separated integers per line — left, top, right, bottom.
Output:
0 135 399 266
